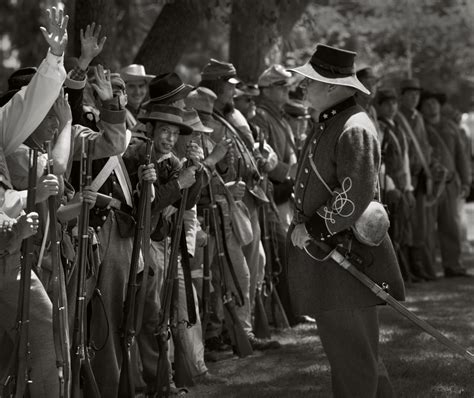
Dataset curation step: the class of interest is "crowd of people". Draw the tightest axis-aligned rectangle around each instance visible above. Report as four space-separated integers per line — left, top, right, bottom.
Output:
0 6 472 398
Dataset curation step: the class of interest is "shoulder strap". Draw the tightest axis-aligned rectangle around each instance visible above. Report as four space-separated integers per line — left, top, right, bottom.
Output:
89 156 119 192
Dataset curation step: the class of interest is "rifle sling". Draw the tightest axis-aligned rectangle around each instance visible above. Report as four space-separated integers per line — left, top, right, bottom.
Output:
216 202 245 306
179 228 197 325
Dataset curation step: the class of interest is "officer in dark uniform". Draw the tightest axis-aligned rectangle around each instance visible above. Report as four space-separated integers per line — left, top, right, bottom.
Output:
287 44 405 398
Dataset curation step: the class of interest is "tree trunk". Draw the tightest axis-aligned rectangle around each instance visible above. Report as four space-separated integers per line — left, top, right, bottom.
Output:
73 0 119 69
229 0 310 83
134 0 204 75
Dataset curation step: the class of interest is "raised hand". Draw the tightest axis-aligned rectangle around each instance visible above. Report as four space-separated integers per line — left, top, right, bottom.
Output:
40 7 69 57
53 88 72 127
90 64 113 101
78 22 107 70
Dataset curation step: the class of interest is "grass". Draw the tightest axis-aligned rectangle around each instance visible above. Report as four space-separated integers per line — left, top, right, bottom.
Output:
187 252 474 398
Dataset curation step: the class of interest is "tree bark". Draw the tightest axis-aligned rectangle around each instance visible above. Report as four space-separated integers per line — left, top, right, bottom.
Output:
73 0 119 69
229 0 310 83
134 0 204 75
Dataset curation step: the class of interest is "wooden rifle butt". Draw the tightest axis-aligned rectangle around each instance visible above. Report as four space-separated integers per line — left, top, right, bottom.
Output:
254 288 271 339
223 296 253 357
155 331 171 398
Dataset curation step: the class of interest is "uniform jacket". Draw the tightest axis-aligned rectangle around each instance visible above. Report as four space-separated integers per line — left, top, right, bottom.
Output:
287 97 405 314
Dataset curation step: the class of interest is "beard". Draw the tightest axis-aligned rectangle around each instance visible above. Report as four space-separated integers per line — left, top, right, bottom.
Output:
222 102 235 116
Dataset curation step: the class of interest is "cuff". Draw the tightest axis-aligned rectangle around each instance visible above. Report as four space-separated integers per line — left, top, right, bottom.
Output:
101 96 122 111
99 107 126 124
45 48 64 66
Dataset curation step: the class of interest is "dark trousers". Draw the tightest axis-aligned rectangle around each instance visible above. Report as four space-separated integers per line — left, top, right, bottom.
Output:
316 306 395 398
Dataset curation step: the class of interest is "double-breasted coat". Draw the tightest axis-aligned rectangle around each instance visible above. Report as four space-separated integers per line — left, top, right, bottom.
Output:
287 97 405 315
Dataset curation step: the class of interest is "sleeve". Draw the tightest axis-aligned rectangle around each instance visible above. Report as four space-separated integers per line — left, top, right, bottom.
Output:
1 50 66 155
183 206 198 257
306 126 380 238
454 128 471 186
2 189 27 217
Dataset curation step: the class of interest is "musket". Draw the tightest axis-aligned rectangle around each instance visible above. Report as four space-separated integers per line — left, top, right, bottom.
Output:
309 240 474 362
200 209 211 337
118 139 153 398
155 178 190 398
70 138 100 398
46 141 70 398
201 135 252 357
0 148 37 398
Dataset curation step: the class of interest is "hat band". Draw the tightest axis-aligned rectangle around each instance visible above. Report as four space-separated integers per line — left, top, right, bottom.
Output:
147 112 183 124
310 57 355 78
153 84 187 102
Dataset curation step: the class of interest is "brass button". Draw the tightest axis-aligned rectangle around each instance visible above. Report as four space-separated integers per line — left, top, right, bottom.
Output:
312 139 317 144
297 198 301 204
304 168 309 173
319 125 324 130
101 215 107 221
300 183 304 188
96 226 101 232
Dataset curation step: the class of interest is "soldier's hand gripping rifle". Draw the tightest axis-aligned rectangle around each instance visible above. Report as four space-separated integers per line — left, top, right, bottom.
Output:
155 180 190 398
305 240 474 362
46 141 70 398
118 139 153 398
70 138 100 398
1 148 37 398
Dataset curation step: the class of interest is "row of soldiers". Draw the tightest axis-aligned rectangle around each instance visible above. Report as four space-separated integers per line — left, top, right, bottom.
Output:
0 7 471 398
0 9 309 398
354 68 471 283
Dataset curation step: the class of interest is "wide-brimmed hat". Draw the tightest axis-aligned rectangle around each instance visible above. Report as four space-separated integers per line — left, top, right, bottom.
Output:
258 64 292 88
288 44 370 95
375 87 398 105
138 104 193 135
201 59 239 84
184 87 217 116
120 64 155 83
400 78 421 93
143 72 194 106
183 109 213 133
284 100 311 119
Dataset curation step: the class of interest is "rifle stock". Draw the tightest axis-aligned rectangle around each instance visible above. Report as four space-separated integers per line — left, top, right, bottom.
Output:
45 141 70 398
155 181 190 396
1 149 37 398
70 139 100 398
118 139 153 398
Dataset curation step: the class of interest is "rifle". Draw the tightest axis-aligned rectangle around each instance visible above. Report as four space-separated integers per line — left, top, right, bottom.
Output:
70 138 100 398
1 148 37 398
306 240 474 362
118 140 153 398
200 209 211 337
46 141 70 398
201 135 252 357
257 134 290 330
155 181 190 397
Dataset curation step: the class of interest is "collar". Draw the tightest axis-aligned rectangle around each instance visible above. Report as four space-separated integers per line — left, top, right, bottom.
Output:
318 96 357 123
256 96 284 117
156 152 173 164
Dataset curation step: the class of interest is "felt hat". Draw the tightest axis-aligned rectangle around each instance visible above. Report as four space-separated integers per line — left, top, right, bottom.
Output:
400 78 421 93
258 64 292 88
120 64 155 83
201 59 239 84
375 87 398 104
184 87 217 115
183 109 213 133
288 43 370 95
138 104 193 135
143 72 194 106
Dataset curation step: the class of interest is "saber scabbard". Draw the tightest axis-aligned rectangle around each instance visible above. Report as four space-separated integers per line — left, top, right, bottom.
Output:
313 240 474 362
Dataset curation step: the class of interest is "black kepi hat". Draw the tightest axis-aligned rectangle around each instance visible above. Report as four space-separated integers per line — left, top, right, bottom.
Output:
288 44 370 95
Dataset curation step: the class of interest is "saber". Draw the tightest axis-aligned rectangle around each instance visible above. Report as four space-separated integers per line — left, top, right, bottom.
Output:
311 240 474 362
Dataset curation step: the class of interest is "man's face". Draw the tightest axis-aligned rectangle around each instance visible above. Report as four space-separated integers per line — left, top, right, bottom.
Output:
31 108 59 144
378 99 398 120
126 80 147 108
234 95 256 119
420 98 440 121
300 78 329 110
219 80 236 108
152 123 180 155
400 89 420 110
265 85 290 107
